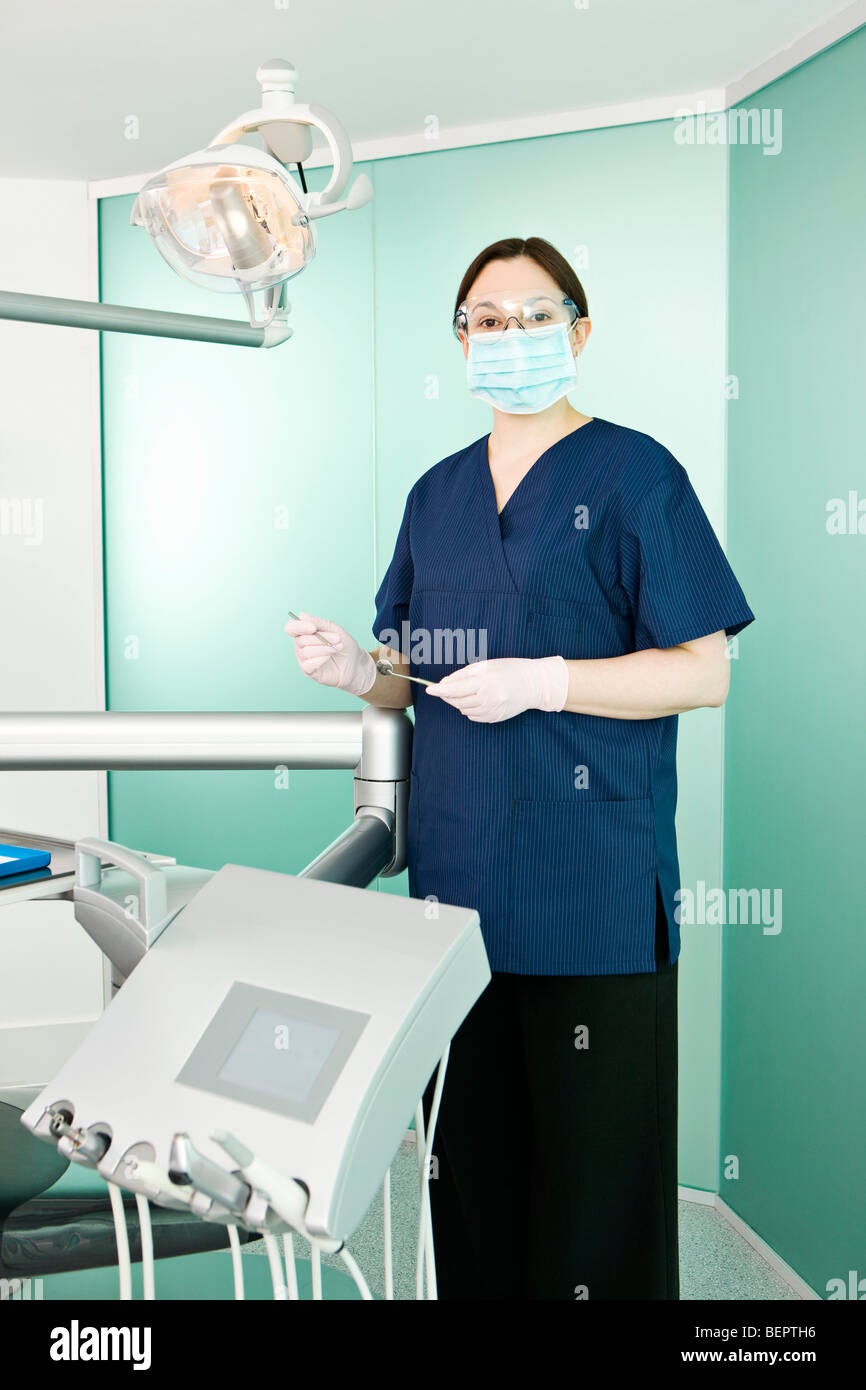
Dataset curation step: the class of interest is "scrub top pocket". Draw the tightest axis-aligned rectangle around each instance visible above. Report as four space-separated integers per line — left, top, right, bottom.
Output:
524 607 584 661
504 796 658 973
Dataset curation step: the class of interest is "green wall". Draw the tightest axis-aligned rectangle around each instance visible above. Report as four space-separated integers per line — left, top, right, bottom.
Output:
99 166 376 882
723 27 866 1295
100 120 731 1192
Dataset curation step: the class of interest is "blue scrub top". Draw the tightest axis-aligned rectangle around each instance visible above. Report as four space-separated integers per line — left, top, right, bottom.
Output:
373 417 755 975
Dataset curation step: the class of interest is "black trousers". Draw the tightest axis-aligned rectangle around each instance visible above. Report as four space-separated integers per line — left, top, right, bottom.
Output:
421 889 679 1300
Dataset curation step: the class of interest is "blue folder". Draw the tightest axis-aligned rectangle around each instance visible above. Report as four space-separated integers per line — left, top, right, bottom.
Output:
0 842 52 878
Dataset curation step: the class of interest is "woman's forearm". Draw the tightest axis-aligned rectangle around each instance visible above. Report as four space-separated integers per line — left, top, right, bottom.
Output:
357 649 413 709
561 633 730 720
358 633 730 716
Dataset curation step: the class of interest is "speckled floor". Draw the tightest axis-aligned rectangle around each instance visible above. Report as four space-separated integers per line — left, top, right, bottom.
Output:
244 1138 803 1301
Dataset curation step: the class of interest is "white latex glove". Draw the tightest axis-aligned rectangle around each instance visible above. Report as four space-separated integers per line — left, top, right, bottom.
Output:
284 612 377 696
425 657 569 723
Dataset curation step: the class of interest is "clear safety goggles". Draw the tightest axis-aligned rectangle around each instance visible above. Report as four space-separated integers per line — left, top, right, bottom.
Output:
453 289 582 339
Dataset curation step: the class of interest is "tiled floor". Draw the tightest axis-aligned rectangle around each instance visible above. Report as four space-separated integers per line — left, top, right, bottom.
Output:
244 1139 804 1300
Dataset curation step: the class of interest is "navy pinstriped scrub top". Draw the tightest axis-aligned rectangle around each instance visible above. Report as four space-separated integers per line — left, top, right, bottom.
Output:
373 417 755 975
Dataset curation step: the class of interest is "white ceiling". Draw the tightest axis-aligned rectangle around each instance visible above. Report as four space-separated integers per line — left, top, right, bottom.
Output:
0 0 859 181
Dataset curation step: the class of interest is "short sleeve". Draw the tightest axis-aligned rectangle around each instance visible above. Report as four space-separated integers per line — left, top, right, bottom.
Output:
373 487 415 652
617 463 755 650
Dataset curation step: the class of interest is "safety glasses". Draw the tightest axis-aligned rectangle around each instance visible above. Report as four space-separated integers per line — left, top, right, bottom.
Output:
453 289 581 340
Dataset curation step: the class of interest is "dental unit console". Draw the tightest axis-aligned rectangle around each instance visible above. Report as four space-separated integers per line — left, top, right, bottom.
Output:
21 847 490 1246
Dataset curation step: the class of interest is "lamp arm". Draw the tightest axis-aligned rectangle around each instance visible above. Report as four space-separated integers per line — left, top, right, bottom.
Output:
208 102 352 209
208 108 272 147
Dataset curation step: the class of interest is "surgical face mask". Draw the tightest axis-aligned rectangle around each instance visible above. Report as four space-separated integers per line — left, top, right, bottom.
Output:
465 320 579 414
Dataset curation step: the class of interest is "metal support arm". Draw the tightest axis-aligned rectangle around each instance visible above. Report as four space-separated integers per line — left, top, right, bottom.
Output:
0 291 291 349
0 707 412 890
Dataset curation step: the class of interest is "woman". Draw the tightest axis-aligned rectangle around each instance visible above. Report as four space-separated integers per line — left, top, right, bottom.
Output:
286 236 754 1301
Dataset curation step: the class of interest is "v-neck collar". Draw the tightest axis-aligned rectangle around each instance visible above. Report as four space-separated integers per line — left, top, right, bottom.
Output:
473 417 602 594
486 417 600 518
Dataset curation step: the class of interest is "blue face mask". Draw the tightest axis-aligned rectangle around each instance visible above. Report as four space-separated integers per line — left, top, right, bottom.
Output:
466 321 579 414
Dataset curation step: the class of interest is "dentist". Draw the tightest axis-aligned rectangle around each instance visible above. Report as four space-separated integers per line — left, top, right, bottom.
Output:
286 235 754 1300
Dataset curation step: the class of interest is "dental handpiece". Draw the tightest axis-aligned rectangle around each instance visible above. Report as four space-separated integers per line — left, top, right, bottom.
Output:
120 1155 195 1208
169 1134 253 1216
287 610 432 686
48 1110 110 1165
212 1130 343 1254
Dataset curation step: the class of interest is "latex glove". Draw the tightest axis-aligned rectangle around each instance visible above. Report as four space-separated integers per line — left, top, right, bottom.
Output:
426 656 569 723
284 612 377 696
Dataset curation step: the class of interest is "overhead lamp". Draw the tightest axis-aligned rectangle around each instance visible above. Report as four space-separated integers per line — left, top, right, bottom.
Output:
0 59 371 350
130 59 372 330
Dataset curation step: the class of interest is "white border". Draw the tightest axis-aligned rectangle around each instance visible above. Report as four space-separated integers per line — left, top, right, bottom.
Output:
715 1195 822 1301
87 2 866 201
726 0 866 106
85 192 112 1009
87 88 726 199
678 1186 821 1299
678 1183 715 1207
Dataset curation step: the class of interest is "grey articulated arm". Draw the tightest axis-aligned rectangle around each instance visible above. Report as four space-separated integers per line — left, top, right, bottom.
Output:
0 706 413 884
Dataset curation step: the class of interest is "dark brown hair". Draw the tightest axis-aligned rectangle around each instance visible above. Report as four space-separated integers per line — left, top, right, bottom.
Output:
453 236 589 323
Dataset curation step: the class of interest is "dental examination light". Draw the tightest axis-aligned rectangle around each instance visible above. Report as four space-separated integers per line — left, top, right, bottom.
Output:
130 59 372 333
0 59 372 349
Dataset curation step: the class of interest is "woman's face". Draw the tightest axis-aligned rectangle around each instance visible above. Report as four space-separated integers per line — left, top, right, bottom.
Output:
457 254 591 360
